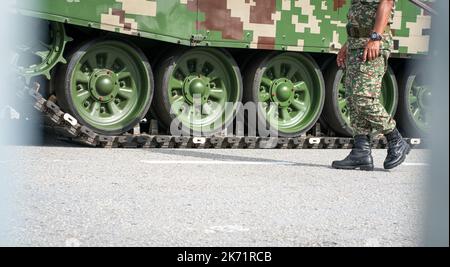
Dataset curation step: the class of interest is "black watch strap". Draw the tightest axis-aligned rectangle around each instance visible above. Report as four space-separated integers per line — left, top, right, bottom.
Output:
370 32 383 41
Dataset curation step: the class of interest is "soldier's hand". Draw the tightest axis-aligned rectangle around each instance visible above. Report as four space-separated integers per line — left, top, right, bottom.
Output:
337 45 347 68
363 40 381 62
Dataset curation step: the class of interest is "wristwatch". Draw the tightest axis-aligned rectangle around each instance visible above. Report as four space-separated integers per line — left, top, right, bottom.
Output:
370 32 383 41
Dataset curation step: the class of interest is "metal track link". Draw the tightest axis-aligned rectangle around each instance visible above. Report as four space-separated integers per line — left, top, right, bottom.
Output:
23 82 423 150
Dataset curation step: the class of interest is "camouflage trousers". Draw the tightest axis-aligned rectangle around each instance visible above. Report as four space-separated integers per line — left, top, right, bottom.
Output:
344 48 396 136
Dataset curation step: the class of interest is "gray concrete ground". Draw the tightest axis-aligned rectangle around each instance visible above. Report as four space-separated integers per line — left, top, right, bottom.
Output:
0 140 429 247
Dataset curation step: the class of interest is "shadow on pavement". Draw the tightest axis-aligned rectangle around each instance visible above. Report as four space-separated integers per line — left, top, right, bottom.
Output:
151 148 390 172
8 127 391 172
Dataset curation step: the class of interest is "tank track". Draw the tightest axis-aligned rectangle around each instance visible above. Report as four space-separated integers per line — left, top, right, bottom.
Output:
16 81 423 150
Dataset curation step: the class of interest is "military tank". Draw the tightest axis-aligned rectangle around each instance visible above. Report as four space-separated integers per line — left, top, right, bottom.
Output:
11 0 434 144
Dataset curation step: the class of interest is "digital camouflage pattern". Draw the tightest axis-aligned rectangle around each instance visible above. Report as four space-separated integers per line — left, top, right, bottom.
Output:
15 0 433 56
345 0 396 136
346 0 395 50
345 49 396 136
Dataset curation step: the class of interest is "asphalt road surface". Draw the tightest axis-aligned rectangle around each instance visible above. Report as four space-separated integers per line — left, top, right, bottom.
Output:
1 139 429 247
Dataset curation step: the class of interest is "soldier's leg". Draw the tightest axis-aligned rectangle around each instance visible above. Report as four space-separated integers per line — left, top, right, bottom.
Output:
332 49 374 171
346 49 396 136
379 53 411 170
345 49 410 170
345 49 371 136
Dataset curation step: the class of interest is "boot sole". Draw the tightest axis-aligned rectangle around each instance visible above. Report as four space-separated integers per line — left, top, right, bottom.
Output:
332 164 374 171
384 145 412 170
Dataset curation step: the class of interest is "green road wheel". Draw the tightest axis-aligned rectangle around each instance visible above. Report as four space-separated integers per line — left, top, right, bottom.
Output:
55 39 153 135
322 62 398 137
244 52 325 137
397 66 431 137
154 48 242 136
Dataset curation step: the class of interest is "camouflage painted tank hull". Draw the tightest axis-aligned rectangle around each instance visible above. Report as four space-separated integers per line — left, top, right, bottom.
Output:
16 0 432 55
13 0 434 138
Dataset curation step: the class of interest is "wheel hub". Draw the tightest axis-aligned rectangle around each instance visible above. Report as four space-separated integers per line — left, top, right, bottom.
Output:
96 76 114 95
271 78 294 107
183 75 210 104
417 86 431 110
89 70 118 103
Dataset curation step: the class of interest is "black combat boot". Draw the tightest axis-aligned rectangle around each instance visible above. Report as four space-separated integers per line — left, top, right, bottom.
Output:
332 135 374 171
384 128 411 170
